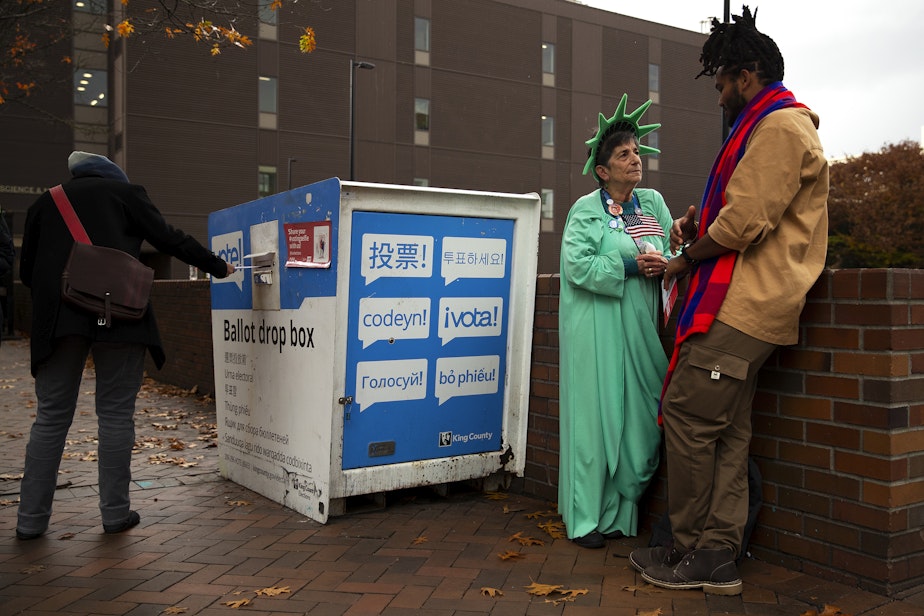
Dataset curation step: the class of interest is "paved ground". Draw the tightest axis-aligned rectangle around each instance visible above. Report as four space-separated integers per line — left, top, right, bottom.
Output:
0 337 922 615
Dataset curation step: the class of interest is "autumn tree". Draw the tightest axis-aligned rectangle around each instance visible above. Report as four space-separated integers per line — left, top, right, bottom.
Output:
0 0 315 112
826 140 924 268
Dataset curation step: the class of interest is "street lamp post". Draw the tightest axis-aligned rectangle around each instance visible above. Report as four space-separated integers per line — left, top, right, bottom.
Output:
349 59 376 181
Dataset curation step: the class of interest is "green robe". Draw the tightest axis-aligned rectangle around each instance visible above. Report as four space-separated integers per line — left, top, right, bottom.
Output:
558 188 671 539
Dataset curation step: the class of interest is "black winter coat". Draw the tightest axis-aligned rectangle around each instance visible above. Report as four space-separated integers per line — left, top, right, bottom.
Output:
21 176 229 375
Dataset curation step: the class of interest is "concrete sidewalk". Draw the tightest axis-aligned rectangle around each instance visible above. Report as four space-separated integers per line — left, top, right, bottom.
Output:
0 337 922 615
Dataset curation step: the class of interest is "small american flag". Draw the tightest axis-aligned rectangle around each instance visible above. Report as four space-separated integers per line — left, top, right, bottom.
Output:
663 278 678 326
622 212 665 240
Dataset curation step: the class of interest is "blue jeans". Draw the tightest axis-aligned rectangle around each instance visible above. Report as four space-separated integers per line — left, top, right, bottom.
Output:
17 336 146 534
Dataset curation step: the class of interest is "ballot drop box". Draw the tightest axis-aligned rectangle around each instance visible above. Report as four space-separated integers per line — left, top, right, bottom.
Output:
208 178 540 523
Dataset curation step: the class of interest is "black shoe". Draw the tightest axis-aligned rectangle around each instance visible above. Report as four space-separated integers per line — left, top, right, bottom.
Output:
571 531 605 549
641 547 742 595
103 510 140 534
603 530 625 540
628 544 685 573
16 529 43 541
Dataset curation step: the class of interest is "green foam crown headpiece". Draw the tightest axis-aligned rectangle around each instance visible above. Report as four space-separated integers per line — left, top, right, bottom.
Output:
582 93 661 182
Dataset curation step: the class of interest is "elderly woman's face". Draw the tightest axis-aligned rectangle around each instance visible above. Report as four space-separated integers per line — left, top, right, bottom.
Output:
596 140 642 188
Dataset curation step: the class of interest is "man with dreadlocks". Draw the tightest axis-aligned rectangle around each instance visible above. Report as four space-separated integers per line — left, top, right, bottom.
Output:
628 6 828 595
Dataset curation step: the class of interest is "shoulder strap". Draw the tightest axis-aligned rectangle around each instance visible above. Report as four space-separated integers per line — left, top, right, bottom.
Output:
49 184 92 245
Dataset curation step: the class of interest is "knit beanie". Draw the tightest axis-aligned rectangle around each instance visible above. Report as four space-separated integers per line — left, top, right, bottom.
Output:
68 151 130 183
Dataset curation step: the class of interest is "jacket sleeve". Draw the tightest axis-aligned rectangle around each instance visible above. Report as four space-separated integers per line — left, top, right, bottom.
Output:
124 184 229 278
560 200 628 298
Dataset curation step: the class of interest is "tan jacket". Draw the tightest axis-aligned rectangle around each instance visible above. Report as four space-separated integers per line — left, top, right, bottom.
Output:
709 106 829 345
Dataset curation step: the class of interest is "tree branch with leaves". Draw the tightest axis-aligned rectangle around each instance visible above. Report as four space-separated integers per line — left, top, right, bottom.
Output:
827 140 924 268
0 0 315 108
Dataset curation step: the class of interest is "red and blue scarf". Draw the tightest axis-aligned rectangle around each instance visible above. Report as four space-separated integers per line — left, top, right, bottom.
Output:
660 82 807 409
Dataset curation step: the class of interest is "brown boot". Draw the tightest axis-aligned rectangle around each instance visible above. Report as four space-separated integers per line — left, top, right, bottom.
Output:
628 545 686 573
641 547 742 595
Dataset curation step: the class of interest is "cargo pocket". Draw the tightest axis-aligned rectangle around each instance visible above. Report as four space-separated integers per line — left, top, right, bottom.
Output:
688 344 749 382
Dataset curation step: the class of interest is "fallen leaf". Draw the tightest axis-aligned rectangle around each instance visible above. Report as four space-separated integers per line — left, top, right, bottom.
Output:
498 550 525 560
481 587 503 597
484 491 508 500
538 519 566 539
412 536 428 545
502 505 524 514
162 607 188 614
223 598 251 608
623 583 663 594
524 580 562 596
227 500 251 507
0 473 23 480
255 585 290 597
20 565 46 574
801 607 851 616
59 532 76 540
559 588 588 599
508 531 544 546
639 609 663 616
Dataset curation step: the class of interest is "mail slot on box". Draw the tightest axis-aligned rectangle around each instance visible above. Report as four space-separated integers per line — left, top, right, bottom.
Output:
245 251 275 285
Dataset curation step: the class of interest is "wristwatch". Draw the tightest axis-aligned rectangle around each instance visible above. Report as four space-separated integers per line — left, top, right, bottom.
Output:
680 242 697 265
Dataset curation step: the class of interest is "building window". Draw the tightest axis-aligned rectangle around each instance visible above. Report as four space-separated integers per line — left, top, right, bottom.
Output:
541 115 554 159
542 43 555 87
415 98 430 146
259 1 278 25
258 0 278 40
259 76 277 129
415 98 430 131
259 76 277 113
415 17 430 65
541 115 554 146
74 0 107 14
415 18 430 52
540 189 554 219
646 132 659 171
649 63 660 104
74 69 107 107
258 166 277 197
540 189 555 232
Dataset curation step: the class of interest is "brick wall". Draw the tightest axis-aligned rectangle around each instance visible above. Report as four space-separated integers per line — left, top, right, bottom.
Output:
14 269 924 596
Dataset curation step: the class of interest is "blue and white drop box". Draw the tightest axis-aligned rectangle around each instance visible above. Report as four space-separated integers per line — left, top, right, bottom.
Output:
209 179 540 523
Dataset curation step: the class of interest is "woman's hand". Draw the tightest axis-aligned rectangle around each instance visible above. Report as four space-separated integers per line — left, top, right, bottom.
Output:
637 252 669 279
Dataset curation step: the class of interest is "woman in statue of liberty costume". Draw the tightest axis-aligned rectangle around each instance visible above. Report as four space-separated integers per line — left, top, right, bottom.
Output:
558 95 672 549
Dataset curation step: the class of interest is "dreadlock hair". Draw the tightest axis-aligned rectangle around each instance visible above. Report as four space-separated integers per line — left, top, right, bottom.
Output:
697 5 784 83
